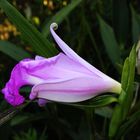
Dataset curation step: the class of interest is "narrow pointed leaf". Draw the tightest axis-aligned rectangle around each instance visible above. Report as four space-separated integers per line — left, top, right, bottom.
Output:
109 46 136 139
116 109 140 139
95 107 113 118
0 108 18 126
98 15 121 66
109 90 126 139
0 41 31 61
0 104 26 126
121 58 129 90
0 0 58 57
60 95 118 109
122 46 136 118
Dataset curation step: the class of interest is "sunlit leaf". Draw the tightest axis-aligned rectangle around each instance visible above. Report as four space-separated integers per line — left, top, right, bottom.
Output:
109 46 136 139
0 0 58 57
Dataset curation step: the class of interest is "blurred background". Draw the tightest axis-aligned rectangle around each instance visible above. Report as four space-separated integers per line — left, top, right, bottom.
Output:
0 0 140 140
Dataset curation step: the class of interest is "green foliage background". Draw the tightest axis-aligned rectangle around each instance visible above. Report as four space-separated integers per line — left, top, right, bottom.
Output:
0 0 140 140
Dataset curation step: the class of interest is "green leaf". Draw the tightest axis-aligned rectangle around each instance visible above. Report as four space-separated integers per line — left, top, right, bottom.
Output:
95 107 113 118
109 46 136 139
0 0 58 57
89 95 118 107
131 6 140 43
121 58 129 90
112 0 130 44
0 41 31 61
60 95 118 109
98 15 121 66
10 115 29 126
13 128 38 140
116 109 140 139
42 0 82 37
108 90 126 139
0 104 27 126
122 46 136 118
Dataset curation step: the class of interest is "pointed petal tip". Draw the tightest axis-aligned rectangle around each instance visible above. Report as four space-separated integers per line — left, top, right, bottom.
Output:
50 23 58 30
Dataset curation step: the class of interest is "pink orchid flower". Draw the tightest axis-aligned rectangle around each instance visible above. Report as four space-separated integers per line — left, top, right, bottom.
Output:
2 23 121 106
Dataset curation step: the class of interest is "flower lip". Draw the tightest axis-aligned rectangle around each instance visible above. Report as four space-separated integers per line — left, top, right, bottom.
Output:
2 86 25 106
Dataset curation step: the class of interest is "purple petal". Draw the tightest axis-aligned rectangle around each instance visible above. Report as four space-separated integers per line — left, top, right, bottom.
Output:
2 52 102 106
31 76 119 103
50 23 108 78
2 23 121 106
38 99 48 107
1 59 32 106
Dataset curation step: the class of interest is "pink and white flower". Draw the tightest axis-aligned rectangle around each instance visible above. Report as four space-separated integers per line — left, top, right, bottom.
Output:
2 23 121 106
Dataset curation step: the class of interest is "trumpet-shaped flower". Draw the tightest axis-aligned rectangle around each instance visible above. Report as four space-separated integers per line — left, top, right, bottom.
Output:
2 23 121 106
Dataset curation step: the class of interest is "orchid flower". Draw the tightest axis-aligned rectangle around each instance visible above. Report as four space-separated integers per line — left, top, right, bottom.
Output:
2 23 121 106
